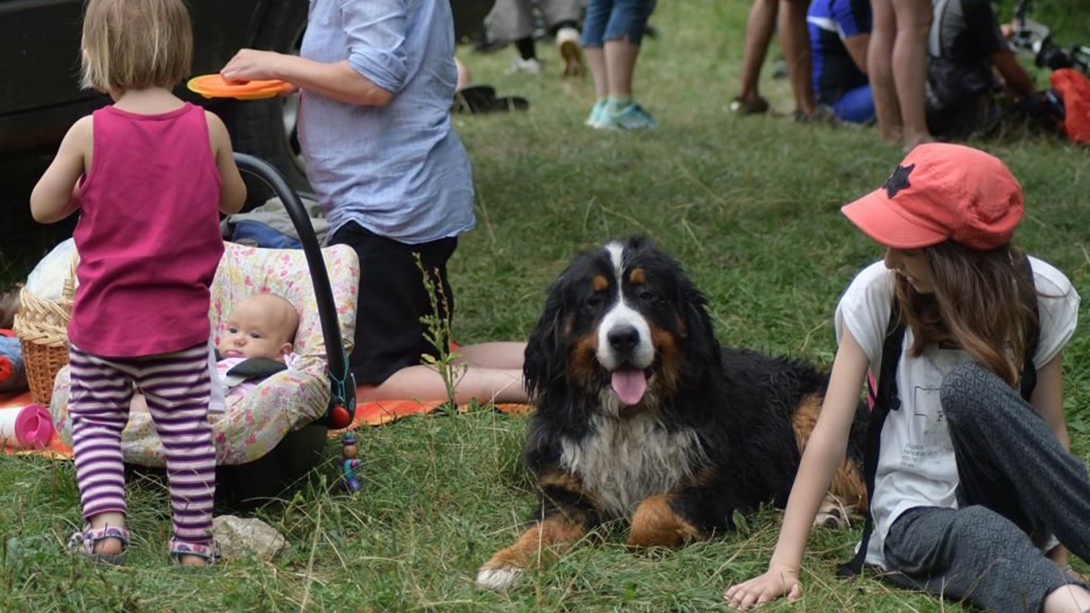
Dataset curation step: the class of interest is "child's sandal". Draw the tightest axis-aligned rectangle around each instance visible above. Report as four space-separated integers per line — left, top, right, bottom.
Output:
68 525 130 566
168 539 220 567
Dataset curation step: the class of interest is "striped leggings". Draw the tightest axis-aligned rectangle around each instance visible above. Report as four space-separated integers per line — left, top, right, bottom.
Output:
69 343 216 546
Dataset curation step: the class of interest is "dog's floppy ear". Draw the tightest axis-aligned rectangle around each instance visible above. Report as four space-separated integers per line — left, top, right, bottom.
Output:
524 277 569 401
677 268 722 372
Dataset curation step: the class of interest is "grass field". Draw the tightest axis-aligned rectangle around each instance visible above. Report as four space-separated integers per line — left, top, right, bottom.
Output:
2 1 1090 611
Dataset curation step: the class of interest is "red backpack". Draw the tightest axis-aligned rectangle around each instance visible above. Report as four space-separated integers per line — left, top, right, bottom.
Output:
1050 68 1090 144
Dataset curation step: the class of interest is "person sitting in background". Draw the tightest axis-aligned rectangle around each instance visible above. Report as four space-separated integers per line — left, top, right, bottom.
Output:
484 0 585 77
732 0 825 121
925 0 1037 138
807 0 875 124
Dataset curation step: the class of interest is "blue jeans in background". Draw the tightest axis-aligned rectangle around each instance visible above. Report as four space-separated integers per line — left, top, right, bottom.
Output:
581 0 656 47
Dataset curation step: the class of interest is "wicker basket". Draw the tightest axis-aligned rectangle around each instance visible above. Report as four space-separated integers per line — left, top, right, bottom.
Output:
12 255 76 406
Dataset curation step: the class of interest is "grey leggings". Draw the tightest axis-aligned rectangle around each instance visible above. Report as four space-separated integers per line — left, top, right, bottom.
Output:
882 361 1090 613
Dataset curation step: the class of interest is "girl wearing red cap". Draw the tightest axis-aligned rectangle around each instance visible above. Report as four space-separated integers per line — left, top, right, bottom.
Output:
726 144 1090 612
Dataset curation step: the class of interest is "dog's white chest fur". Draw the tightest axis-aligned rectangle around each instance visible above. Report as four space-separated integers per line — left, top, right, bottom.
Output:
559 410 706 519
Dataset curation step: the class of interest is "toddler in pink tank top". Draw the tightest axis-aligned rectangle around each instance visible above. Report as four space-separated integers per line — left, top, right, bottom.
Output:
30 0 247 568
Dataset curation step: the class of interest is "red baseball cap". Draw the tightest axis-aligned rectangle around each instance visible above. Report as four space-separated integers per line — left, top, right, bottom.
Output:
841 144 1024 250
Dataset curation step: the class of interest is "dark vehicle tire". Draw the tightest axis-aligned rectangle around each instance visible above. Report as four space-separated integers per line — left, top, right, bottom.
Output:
232 1 310 196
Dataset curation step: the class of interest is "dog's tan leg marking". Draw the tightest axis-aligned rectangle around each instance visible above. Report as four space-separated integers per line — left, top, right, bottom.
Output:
627 494 702 549
791 394 868 514
475 517 586 589
477 470 590 590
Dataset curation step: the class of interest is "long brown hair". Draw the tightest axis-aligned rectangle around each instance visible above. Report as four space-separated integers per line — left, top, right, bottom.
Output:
895 241 1039 387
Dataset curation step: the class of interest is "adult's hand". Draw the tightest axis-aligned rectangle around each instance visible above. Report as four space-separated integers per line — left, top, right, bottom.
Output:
724 565 803 610
221 49 289 83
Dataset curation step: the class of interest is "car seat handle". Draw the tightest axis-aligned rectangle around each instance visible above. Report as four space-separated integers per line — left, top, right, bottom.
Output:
233 153 357 427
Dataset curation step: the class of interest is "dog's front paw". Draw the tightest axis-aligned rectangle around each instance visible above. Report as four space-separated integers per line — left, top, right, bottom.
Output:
475 564 523 590
813 494 854 530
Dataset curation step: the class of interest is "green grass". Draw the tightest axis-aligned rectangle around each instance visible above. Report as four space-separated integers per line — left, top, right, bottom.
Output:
3 0 1090 610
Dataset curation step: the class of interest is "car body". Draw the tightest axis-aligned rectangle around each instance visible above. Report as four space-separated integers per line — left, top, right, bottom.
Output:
1 0 309 188
0 0 495 192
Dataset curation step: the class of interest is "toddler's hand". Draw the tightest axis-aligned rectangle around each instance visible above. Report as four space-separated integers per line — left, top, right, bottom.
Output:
724 565 802 610
221 49 285 83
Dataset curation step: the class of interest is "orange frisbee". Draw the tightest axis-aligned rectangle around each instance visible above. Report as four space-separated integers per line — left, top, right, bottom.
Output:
187 74 293 100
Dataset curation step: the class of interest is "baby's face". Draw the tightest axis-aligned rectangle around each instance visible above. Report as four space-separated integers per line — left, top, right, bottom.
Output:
218 296 296 360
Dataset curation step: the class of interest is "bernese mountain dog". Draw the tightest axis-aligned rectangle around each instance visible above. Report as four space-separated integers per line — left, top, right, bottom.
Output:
476 236 868 590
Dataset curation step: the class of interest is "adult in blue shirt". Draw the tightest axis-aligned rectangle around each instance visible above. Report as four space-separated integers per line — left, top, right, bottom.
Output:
807 0 875 124
222 0 528 406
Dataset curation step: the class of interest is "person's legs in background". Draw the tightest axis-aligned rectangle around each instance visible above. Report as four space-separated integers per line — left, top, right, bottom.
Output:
732 0 777 114
889 0 932 149
540 0 586 77
331 222 528 406
582 0 613 127
868 0 902 141
868 0 932 148
484 0 543 74
599 0 657 129
779 0 819 118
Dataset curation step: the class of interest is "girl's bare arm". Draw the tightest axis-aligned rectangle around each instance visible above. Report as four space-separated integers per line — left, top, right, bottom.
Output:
725 326 870 610
30 116 91 223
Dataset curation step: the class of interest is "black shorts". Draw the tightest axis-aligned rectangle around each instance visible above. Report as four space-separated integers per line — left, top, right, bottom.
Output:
329 222 458 386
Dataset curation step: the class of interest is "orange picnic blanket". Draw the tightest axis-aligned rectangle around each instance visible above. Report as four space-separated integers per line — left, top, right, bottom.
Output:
0 389 530 458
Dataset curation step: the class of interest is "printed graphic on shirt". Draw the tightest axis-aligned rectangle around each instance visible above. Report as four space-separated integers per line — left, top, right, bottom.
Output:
900 385 952 470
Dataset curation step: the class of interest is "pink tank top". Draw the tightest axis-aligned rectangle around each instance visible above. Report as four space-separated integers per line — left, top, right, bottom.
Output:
69 103 224 357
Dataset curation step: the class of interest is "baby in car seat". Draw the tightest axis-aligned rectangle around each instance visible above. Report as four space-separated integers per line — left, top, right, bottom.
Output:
131 293 301 415
213 293 301 403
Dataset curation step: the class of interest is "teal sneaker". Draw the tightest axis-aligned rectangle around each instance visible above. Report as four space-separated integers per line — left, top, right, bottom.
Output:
584 99 609 129
603 100 657 130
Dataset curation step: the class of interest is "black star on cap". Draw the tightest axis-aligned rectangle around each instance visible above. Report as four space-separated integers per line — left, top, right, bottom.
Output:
884 163 915 198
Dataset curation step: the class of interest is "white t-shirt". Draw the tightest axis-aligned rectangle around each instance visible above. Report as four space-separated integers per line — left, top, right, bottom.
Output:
834 258 1079 569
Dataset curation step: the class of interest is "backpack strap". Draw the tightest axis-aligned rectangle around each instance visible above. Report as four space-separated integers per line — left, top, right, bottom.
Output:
837 298 905 577
838 257 1039 577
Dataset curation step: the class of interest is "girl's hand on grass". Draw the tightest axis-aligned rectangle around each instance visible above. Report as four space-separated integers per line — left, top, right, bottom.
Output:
724 565 802 610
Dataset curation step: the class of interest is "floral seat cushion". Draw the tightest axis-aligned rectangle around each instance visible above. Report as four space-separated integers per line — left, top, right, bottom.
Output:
49 242 359 467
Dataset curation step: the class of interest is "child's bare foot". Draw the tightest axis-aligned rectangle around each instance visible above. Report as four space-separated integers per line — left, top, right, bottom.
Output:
169 540 219 567
89 512 127 555
178 553 210 567
93 536 125 555
70 513 129 565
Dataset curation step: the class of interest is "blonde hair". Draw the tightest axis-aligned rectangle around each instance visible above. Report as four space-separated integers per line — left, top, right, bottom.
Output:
80 0 193 92
896 241 1039 387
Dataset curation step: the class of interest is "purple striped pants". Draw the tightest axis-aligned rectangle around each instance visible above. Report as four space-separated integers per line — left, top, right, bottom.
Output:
69 343 216 547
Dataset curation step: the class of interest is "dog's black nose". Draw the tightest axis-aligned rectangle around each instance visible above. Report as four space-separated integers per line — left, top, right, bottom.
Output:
607 325 640 353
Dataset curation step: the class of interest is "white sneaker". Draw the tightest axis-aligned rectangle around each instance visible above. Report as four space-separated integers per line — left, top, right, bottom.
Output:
555 27 585 78
506 56 543 75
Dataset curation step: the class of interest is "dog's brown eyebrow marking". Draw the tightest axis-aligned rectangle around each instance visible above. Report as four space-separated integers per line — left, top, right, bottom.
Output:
592 275 609 291
628 268 647 285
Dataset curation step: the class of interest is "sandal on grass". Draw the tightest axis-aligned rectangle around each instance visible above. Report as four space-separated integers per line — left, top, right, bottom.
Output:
68 525 129 566
452 85 530 114
169 539 220 567
452 85 496 114
729 94 770 115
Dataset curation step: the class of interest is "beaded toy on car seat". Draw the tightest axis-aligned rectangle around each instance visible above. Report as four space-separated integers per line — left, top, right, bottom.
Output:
340 432 361 493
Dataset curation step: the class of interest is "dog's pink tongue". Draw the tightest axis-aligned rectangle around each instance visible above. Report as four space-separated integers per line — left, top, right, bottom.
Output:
611 368 648 406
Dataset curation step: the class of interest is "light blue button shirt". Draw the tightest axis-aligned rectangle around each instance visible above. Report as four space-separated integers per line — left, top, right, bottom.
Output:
299 0 475 244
